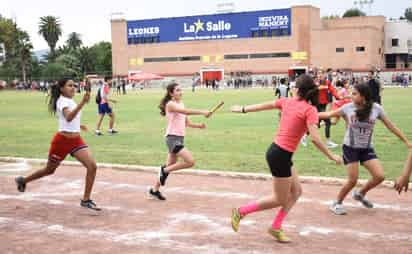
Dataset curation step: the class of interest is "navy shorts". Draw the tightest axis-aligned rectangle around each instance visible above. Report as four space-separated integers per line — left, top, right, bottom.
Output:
266 143 294 178
98 103 112 115
342 145 378 165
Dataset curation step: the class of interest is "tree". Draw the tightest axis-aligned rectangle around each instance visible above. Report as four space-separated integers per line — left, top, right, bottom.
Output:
322 15 340 20
76 46 95 76
15 31 33 83
66 32 82 50
90 42 112 75
343 8 366 18
38 16 62 61
405 8 412 22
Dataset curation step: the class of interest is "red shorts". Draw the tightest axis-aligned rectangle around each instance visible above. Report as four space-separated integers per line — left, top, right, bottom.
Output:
48 133 88 163
332 99 351 111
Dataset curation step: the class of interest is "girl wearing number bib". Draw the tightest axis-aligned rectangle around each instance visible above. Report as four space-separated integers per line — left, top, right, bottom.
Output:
319 83 412 215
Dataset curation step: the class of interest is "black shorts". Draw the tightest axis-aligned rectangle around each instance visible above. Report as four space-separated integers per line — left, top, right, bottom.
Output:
165 135 185 154
266 143 294 178
342 145 378 165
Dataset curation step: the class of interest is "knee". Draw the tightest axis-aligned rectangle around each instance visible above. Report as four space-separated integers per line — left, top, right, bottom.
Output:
88 162 97 172
45 167 56 176
291 188 302 201
347 177 358 187
186 159 195 168
374 174 385 183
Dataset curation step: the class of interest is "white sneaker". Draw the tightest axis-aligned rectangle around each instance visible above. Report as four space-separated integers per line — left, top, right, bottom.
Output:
327 140 338 148
330 201 346 215
301 135 308 147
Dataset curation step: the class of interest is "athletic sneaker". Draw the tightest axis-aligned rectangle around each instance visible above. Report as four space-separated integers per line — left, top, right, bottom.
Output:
330 201 347 215
15 176 26 192
80 199 101 211
95 130 103 136
108 129 118 134
159 165 169 186
352 190 373 208
327 140 339 149
231 208 243 232
148 188 166 201
300 135 308 147
267 228 291 243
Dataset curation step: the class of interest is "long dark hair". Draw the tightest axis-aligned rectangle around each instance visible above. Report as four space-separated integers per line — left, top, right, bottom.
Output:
159 83 179 116
296 74 319 106
48 78 69 114
354 83 373 121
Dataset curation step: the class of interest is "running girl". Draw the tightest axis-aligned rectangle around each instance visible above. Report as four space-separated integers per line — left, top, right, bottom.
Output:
148 83 211 201
15 78 101 211
230 74 342 243
319 83 412 215
331 80 352 125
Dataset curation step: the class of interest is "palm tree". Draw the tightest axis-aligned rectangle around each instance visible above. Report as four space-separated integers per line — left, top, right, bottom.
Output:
66 32 82 50
38 16 62 61
77 46 94 75
16 31 33 84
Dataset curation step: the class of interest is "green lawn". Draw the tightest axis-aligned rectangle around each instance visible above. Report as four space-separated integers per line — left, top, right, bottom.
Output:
1 88 411 180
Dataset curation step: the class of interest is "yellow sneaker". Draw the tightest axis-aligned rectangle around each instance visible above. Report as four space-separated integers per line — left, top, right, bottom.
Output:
231 208 243 232
268 228 291 243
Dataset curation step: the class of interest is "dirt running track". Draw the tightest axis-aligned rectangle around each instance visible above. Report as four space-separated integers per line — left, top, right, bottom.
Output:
1 162 412 254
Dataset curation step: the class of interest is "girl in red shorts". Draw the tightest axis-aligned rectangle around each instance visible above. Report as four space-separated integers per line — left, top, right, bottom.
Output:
15 78 101 211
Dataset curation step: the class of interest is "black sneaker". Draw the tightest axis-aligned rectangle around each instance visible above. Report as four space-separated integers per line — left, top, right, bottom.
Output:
108 129 118 134
149 188 166 201
159 165 169 186
15 176 26 192
80 199 102 211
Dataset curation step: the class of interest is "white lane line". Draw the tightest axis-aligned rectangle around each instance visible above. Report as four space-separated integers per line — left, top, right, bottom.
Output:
0 162 31 172
0 216 266 254
6 175 412 213
0 194 145 215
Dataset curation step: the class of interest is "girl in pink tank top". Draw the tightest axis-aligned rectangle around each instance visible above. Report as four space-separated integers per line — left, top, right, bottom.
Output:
331 80 352 125
229 75 341 243
149 83 212 201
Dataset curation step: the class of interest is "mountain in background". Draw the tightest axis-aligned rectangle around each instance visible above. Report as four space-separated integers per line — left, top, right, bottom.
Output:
33 49 49 61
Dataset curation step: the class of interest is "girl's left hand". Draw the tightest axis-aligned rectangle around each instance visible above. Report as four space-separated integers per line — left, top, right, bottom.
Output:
199 123 206 129
80 125 89 132
231 105 243 113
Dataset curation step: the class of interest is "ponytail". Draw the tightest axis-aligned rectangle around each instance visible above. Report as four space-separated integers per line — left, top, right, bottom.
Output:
296 74 319 106
354 83 373 121
159 83 179 116
48 78 69 114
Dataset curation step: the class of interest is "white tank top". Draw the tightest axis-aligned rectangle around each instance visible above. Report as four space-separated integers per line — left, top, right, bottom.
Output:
56 96 81 132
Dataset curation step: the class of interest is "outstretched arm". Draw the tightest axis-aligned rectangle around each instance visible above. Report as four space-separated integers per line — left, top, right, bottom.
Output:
395 150 412 194
318 109 341 120
168 102 210 117
308 124 342 164
231 101 276 113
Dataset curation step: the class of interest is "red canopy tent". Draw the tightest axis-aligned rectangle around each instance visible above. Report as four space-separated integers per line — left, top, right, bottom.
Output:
128 72 164 81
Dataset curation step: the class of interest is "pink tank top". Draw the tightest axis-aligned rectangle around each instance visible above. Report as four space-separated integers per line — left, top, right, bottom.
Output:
166 101 186 136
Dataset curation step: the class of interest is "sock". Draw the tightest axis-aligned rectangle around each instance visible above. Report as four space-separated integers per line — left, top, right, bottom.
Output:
238 202 259 216
272 209 288 230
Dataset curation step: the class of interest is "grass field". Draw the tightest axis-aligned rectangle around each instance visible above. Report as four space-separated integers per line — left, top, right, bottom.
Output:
1 88 411 180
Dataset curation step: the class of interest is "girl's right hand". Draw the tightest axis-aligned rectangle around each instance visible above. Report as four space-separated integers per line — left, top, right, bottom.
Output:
331 154 343 165
203 111 211 118
82 92 90 104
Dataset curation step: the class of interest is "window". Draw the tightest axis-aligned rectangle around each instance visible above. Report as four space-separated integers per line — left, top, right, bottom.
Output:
249 52 290 58
261 30 269 37
392 38 399 47
356 46 365 52
144 57 178 62
336 48 344 53
252 31 259 38
179 56 201 61
224 54 249 60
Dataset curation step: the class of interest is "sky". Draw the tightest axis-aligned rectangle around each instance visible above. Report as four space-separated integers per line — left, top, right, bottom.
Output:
1 0 411 50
